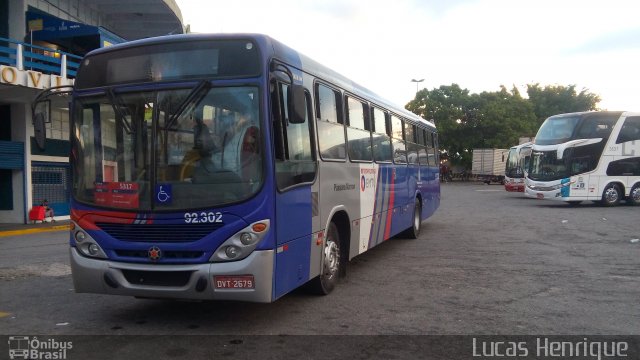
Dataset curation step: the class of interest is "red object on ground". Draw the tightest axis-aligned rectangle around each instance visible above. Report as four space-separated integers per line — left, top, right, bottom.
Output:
29 206 46 222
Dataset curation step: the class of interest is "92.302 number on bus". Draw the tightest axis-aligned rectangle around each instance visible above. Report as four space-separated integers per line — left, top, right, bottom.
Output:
184 212 223 224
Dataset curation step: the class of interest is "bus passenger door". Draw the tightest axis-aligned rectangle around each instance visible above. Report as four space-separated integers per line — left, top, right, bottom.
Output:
271 78 318 299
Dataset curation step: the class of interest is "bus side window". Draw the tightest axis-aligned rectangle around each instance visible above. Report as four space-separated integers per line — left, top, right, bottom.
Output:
372 107 392 162
391 115 407 164
316 83 346 160
616 116 640 144
405 123 419 165
417 128 429 167
346 96 372 162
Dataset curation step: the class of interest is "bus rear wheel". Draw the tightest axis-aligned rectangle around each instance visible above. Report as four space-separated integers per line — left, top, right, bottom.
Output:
629 184 640 206
405 200 422 239
601 183 621 207
309 222 341 295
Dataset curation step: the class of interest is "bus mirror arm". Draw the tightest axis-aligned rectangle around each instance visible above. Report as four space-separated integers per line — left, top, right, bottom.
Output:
289 84 306 124
31 85 74 150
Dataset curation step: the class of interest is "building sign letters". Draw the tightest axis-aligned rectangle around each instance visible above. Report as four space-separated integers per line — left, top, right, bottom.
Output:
0 65 73 89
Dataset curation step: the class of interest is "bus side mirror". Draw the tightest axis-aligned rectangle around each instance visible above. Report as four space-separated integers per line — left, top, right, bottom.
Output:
33 100 50 151
289 84 306 124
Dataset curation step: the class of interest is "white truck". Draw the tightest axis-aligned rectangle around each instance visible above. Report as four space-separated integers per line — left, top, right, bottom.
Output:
472 148 508 184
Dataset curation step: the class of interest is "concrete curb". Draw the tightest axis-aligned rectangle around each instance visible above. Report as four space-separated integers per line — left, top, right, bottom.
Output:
0 224 70 237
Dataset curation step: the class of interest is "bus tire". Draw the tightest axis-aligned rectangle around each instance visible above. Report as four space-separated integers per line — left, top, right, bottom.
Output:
629 184 640 206
309 221 341 295
405 200 422 239
601 183 621 207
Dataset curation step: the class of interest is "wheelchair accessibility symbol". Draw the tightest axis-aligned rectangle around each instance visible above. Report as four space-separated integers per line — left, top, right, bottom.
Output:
155 184 172 205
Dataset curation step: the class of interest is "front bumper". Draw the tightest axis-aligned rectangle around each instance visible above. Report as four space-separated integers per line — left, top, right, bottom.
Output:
70 247 274 302
505 181 525 192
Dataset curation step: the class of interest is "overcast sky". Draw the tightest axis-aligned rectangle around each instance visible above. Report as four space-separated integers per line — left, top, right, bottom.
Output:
178 0 640 111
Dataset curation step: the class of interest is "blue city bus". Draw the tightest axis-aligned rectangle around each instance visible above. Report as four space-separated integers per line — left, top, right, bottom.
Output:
33 33 440 302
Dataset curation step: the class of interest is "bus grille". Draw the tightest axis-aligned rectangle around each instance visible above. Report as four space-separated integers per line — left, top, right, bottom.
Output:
96 222 222 242
121 270 193 287
115 250 204 260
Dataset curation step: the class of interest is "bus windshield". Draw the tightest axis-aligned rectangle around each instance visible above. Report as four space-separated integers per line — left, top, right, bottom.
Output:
528 150 569 181
535 113 619 145
72 85 262 211
535 115 580 145
505 148 522 178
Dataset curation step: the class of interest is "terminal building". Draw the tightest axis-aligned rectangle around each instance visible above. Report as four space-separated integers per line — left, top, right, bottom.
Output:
0 0 185 223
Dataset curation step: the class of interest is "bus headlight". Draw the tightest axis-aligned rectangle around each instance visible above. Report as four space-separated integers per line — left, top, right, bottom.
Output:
225 245 241 259
75 231 87 242
210 220 270 262
239 233 254 245
72 223 108 259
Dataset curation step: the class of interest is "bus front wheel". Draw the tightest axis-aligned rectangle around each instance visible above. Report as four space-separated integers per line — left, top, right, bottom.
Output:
601 183 621 207
309 222 341 295
629 184 640 206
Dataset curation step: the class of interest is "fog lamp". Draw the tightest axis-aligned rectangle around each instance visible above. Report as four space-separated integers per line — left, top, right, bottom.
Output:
88 244 100 256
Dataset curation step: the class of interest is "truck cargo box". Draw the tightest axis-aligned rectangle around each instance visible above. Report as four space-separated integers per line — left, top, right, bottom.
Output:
472 148 508 184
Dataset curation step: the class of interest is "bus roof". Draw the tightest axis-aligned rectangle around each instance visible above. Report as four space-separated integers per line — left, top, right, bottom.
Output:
83 33 434 131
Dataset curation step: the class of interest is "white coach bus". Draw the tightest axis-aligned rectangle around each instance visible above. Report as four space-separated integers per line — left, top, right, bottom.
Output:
525 111 640 206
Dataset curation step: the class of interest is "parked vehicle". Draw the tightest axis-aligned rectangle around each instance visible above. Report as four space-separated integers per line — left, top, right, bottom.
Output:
504 142 532 192
472 148 508 184
525 111 640 206
31 33 441 302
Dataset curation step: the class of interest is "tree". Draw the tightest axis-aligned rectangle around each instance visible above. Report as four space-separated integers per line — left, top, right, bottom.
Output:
526 84 601 126
406 83 602 169
406 84 537 169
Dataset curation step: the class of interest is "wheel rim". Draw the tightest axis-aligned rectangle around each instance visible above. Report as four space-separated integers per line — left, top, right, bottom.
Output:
414 206 420 232
631 187 640 202
604 187 619 203
323 238 339 279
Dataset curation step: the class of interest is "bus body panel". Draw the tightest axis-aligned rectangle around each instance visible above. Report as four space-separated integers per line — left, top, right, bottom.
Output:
273 185 316 299
274 233 312 299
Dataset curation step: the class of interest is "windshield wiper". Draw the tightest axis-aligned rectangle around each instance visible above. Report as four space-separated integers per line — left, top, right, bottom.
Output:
107 88 133 134
166 80 212 130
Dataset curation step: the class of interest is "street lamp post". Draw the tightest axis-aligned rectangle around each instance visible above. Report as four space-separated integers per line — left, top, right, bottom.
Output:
411 78 424 93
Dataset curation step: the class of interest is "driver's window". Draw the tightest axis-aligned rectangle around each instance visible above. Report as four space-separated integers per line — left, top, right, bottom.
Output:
273 82 316 190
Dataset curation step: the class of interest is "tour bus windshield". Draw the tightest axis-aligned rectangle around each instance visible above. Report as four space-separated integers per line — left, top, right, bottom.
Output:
529 145 600 182
72 85 262 211
528 150 569 181
535 115 581 145
535 113 620 146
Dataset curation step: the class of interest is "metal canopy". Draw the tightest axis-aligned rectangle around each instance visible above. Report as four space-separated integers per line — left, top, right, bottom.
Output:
86 0 184 40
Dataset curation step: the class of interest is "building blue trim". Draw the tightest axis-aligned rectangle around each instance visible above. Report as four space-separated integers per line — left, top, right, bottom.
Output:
0 36 81 77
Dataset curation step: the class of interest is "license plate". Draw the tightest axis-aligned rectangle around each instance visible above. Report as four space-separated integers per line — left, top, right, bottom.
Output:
214 275 255 289
537 193 544 199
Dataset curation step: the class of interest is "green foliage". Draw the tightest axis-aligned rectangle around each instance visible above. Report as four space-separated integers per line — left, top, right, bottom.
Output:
405 83 600 169
526 84 601 127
